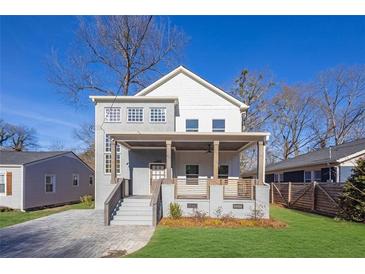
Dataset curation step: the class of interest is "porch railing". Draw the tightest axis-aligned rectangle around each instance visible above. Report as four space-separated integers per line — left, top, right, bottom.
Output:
173 178 256 200
223 178 255 200
104 178 128 226
150 179 163 226
175 178 209 199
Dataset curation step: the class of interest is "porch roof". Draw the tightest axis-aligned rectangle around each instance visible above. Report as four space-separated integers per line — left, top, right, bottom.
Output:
110 131 270 152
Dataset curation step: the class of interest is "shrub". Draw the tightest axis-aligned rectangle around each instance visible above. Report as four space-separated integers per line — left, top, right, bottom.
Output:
80 195 93 207
0 207 14 212
338 157 365 222
192 210 207 221
213 207 223 218
221 212 235 222
169 202 182 219
249 204 266 219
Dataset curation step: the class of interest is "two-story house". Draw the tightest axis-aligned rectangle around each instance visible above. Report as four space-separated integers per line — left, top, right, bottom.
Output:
90 66 270 226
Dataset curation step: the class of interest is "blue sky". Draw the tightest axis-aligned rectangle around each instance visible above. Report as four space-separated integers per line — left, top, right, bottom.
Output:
1 16 365 150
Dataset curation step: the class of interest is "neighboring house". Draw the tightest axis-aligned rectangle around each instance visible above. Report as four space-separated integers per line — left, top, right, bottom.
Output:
0 151 95 210
263 138 365 183
91 66 270 226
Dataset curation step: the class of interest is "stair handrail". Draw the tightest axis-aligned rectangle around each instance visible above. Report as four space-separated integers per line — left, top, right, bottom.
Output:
104 178 125 226
150 179 163 226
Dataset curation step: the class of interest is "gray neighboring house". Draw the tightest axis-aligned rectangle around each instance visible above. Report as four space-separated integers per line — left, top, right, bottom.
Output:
264 138 365 183
0 151 94 211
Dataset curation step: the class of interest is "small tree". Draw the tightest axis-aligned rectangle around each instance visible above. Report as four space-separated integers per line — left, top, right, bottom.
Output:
338 157 365 222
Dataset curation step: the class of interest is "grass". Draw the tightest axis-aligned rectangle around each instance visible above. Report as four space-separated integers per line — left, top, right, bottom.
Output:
0 202 94 228
129 205 365 258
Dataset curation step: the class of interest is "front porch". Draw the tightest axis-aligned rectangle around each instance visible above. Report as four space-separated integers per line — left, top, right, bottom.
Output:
105 132 270 225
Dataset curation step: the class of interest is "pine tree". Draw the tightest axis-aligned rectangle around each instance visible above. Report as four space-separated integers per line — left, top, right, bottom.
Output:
338 157 365 222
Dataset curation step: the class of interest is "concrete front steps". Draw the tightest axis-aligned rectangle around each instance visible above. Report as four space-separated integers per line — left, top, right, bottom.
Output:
110 196 153 226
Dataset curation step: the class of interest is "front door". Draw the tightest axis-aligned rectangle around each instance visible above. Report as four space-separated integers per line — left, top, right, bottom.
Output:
150 163 166 193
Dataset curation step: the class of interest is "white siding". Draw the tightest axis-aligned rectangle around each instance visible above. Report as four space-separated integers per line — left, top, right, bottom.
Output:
0 166 23 210
144 73 242 132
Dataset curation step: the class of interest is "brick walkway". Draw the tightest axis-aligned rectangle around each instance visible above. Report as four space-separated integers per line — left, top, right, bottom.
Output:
0 210 154 258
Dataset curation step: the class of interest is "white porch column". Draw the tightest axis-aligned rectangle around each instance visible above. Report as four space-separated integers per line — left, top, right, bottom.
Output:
257 141 266 185
166 140 172 183
110 138 117 184
213 141 220 180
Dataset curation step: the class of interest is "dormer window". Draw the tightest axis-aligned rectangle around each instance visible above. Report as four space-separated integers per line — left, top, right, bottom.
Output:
127 107 144 122
150 107 166 123
212 119 225 132
104 107 121 122
186 119 199 132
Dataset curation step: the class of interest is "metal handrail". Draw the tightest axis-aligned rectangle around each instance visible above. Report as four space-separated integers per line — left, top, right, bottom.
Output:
104 178 125 226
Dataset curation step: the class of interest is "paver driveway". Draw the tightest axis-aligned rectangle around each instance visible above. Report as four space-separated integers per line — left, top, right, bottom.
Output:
0 209 154 258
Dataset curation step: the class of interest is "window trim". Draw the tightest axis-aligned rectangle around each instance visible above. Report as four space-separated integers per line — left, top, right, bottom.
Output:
212 119 226 132
0 172 6 196
127 107 144 123
104 107 121 123
89 175 94 186
72 173 80 187
185 119 199 132
44 174 56 193
149 107 167 123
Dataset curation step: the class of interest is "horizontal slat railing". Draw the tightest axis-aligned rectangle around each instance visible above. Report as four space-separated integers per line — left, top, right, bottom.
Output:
104 178 126 226
175 178 209 199
223 178 256 200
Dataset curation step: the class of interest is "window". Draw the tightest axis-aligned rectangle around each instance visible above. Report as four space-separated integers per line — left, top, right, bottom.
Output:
104 107 121 122
186 165 199 178
127 107 144 122
304 171 312 183
0 173 5 194
212 119 225 132
314 170 321 182
89 175 93 185
105 154 121 174
45 175 56 193
105 134 121 153
186 119 199 132
72 174 79 186
150 107 166 123
274 173 284 182
218 165 229 179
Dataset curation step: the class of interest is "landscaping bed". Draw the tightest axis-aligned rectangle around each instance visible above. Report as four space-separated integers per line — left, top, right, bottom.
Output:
160 217 287 229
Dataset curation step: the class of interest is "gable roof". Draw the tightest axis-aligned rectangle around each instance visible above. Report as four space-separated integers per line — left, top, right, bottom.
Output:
266 138 365 173
1 151 72 165
134 66 249 111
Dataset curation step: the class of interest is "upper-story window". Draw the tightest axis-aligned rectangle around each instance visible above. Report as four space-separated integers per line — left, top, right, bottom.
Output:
150 107 166 123
104 134 121 174
186 119 199 132
104 107 121 122
127 107 144 122
212 119 225 132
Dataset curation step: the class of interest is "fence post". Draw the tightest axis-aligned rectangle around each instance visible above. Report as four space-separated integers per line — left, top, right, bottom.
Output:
312 181 317 211
288 182 292 206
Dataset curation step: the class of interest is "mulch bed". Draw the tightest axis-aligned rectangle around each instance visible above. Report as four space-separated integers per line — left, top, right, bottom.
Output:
159 217 287 229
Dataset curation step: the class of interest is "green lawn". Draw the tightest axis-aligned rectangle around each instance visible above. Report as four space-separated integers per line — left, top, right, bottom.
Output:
0 202 93 228
130 206 365 258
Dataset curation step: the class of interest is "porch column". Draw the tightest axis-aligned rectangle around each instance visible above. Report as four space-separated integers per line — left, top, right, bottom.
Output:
111 138 117 184
166 140 172 183
257 141 266 185
213 141 220 180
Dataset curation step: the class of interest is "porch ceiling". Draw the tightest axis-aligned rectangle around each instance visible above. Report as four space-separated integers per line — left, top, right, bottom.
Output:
112 131 269 152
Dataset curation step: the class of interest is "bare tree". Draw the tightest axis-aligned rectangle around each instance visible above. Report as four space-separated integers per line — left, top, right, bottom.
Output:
232 69 275 131
0 119 15 147
312 65 365 147
73 123 95 168
48 16 187 103
47 140 65 151
9 125 38 151
268 85 314 160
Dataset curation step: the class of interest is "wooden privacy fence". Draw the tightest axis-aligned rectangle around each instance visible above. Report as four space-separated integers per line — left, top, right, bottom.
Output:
270 182 345 217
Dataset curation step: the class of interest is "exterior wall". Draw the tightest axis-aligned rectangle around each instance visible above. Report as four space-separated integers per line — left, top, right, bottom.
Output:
144 73 242 132
0 166 23 210
23 154 94 209
174 151 240 178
